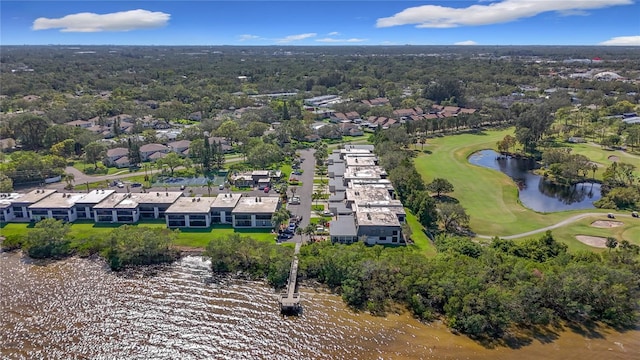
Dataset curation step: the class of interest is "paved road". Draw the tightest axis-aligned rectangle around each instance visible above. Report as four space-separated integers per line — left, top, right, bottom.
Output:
285 149 315 243
476 212 634 240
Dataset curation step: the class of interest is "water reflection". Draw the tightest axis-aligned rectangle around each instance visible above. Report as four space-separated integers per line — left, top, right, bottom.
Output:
1 252 638 359
469 149 601 212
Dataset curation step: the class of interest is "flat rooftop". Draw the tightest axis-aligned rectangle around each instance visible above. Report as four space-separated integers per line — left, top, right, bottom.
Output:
344 144 375 152
0 193 23 209
165 196 217 214
212 193 242 209
345 156 377 167
343 166 386 181
232 196 279 214
75 189 116 204
134 192 183 205
346 187 392 203
330 215 357 237
29 192 85 209
356 207 401 227
11 189 56 204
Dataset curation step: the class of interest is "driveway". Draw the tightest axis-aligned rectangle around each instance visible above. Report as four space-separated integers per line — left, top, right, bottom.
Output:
285 149 315 243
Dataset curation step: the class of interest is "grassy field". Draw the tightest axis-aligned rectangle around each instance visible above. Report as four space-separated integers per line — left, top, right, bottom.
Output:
413 128 616 238
405 210 437 257
566 142 640 178
526 215 640 251
0 222 275 249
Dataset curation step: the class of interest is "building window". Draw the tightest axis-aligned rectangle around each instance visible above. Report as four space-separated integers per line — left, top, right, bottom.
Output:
392 230 398 235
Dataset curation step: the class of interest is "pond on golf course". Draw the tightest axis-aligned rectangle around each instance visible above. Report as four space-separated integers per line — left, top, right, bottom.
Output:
468 149 601 212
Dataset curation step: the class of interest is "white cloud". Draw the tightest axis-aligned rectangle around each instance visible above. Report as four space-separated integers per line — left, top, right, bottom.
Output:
454 40 478 45
238 34 261 41
277 33 317 43
316 38 367 43
599 35 640 46
327 31 340 36
376 0 632 28
33 9 169 32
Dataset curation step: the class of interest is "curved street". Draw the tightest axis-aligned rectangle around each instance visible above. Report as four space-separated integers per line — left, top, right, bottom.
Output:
476 212 634 240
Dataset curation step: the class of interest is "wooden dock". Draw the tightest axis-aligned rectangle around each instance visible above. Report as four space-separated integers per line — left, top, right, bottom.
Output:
279 242 302 314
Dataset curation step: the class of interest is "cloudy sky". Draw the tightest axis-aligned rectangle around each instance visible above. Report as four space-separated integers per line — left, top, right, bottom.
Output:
2 0 639 46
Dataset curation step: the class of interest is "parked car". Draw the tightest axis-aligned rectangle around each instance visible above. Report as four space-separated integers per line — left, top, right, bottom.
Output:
131 182 142 188
607 213 615 219
289 197 300 205
287 223 297 232
322 210 334 217
180 185 186 190
632 211 639 218
116 182 124 188
264 187 270 193
219 184 225 190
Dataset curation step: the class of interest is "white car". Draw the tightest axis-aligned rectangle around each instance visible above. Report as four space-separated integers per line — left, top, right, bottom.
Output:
322 210 334 217
289 197 300 205
116 182 125 188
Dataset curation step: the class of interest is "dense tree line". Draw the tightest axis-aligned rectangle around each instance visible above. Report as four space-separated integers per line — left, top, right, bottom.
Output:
297 231 639 340
595 161 640 210
203 234 294 287
4 219 181 270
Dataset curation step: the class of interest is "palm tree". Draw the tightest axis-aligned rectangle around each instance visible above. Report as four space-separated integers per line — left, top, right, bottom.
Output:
312 190 323 208
271 208 290 232
303 223 316 242
606 237 618 252
63 173 75 190
204 179 214 196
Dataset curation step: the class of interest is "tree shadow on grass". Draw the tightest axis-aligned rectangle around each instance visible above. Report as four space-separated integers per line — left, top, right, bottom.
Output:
433 195 459 204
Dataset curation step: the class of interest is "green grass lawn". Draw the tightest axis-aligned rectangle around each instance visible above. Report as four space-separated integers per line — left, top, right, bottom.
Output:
71 161 123 175
565 142 640 179
0 222 275 249
508 214 640 250
413 128 613 237
405 210 437 257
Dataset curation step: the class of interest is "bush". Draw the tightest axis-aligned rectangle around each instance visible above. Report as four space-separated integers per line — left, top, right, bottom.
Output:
1 234 25 251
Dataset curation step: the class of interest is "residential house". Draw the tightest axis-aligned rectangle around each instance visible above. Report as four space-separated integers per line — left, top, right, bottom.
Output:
210 193 242 224
93 191 182 223
74 190 116 220
168 140 191 156
356 208 403 245
6 189 56 221
28 192 85 222
361 97 390 107
232 196 279 228
208 137 233 153
188 111 203 121
0 138 16 151
139 143 170 161
0 193 23 222
165 196 217 228
104 147 129 168
339 123 364 136
65 119 93 128
329 215 358 244
231 172 254 188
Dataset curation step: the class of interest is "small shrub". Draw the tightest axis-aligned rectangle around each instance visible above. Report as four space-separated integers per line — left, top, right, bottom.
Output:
1 234 25 251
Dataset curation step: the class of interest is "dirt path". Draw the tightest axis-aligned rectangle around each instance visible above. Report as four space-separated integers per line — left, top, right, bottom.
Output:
475 212 632 240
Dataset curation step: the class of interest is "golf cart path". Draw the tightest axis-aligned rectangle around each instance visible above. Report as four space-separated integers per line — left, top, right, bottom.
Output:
476 212 633 240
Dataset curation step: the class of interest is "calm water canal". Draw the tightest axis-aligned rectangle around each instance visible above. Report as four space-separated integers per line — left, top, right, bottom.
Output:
469 149 601 212
2 252 638 359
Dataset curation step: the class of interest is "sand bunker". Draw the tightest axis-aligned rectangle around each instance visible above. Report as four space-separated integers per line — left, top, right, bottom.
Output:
608 155 619 162
591 220 624 228
576 235 608 248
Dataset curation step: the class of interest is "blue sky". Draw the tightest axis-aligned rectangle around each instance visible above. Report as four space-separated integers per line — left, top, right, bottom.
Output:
2 1 639 46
